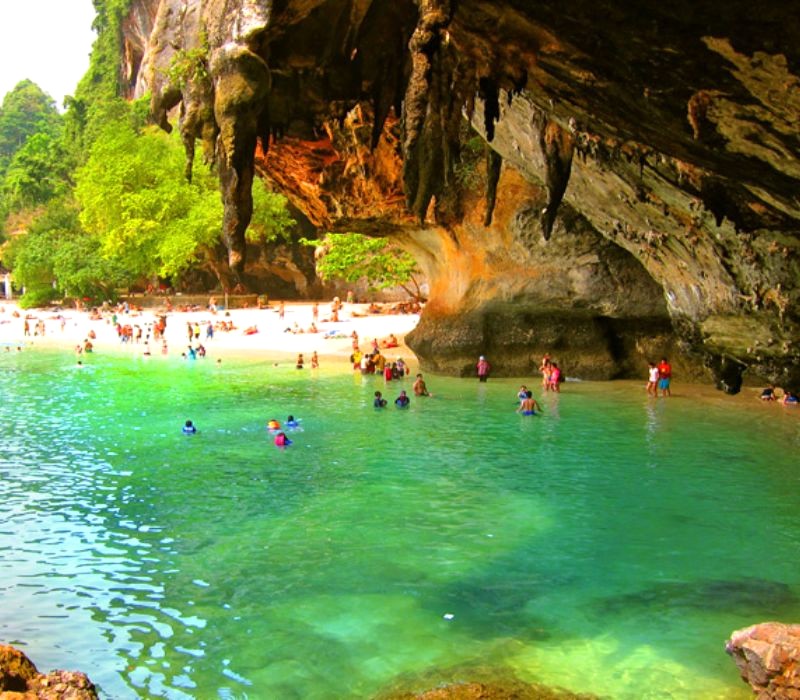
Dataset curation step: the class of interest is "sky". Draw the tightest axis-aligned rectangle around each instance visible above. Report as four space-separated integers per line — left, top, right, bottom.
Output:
0 0 97 109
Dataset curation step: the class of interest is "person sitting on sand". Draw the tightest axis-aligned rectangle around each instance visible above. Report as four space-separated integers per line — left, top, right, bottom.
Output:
382 333 399 348
244 325 258 335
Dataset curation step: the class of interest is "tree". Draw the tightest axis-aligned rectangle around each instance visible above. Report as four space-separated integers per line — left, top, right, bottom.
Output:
2 132 71 210
4 201 126 306
0 80 61 177
305 233 425 300
75 117 293 287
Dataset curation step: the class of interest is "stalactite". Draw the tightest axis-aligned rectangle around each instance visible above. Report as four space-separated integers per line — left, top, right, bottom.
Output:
484 147 502 226
537 117 575 240
401 0 453 221
478 77 500 141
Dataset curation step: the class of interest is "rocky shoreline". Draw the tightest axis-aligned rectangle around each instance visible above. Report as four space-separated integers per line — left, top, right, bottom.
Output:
0 645 97 699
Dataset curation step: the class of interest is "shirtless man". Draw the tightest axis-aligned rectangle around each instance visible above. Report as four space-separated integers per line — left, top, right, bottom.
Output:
413 373 431 396
517 390 541 415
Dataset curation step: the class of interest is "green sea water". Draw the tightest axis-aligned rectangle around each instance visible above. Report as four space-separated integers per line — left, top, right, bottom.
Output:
1 350 799 699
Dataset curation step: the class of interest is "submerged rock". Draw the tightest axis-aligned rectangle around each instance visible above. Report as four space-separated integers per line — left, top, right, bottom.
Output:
725 622 800 699
378 679 596 700
0 645 98 700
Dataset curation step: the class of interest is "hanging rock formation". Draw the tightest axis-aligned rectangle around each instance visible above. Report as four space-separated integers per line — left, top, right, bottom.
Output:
124 0 800 388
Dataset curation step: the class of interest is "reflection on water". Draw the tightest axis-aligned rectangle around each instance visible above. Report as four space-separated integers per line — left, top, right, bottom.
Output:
1 351 798 699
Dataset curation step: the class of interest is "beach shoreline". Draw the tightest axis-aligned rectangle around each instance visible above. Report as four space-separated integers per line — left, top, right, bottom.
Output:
0 300 421 368
2 299 796 416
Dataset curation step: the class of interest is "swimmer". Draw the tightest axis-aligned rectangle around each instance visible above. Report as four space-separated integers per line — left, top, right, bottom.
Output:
760 384 776 401
413 373 431 397
267 419 281 430
274 431 292 447
517 391 541 416
374 391 388 408
395 390 410 408
182 420 197 434
286 415 300 428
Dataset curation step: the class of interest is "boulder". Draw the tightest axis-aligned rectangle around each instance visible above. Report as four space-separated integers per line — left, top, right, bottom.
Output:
726 622 800 699
0 645 97 700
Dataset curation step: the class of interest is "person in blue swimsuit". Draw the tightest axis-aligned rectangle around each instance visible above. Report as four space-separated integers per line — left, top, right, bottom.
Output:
395 390 410 408
517 390 541 415
182 420 197 434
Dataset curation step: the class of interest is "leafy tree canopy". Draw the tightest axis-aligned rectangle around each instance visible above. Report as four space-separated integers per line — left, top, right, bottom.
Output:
0 80 61 177
4 200 127 305
75 115 293 285
304 233 424 300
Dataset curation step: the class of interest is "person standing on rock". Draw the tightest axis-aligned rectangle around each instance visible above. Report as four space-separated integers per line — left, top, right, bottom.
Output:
476 355 491 382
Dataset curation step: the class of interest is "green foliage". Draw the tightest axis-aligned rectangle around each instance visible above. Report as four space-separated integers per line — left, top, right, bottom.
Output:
17 287 59 309
247 184 295 244
0 80 61 177
76 122 218 280
303 233 424 299
7 201 126 305
2 132 71 210
166 39 210 90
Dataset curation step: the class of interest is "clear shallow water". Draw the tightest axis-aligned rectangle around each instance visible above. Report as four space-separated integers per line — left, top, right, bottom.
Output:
1 351 799 699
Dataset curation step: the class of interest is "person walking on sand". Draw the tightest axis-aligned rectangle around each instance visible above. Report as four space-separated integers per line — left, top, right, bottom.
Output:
657 357 672 397
476 355 491 382
279 301 285 320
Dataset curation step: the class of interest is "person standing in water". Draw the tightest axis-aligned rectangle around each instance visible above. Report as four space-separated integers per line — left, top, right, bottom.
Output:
413 373 431 397
657 357 672 397
476 355 491 382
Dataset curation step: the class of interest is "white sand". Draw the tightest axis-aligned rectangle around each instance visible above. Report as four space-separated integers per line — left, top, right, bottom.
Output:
0 300 421 368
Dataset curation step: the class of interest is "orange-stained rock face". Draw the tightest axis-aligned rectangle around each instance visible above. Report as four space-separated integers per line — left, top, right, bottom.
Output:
128 0 800 386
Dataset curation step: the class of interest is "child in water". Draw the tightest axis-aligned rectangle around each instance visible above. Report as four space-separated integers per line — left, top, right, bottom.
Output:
374 391 387 408
182 420 197 434
285 415 300 428
274 431 292 447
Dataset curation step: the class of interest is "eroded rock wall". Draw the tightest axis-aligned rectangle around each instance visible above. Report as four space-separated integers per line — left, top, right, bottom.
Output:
126 0 800 386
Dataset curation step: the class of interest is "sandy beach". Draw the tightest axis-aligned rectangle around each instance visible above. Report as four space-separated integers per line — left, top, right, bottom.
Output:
0 300 421 369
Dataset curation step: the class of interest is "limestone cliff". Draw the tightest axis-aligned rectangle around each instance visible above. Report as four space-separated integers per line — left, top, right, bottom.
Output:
123 0 800 388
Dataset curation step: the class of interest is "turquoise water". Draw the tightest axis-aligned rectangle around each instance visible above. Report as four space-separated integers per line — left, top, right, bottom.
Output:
1 351 799 699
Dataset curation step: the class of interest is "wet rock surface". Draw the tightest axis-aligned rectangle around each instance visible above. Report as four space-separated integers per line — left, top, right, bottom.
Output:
0 645 98 700
726 622 800 699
